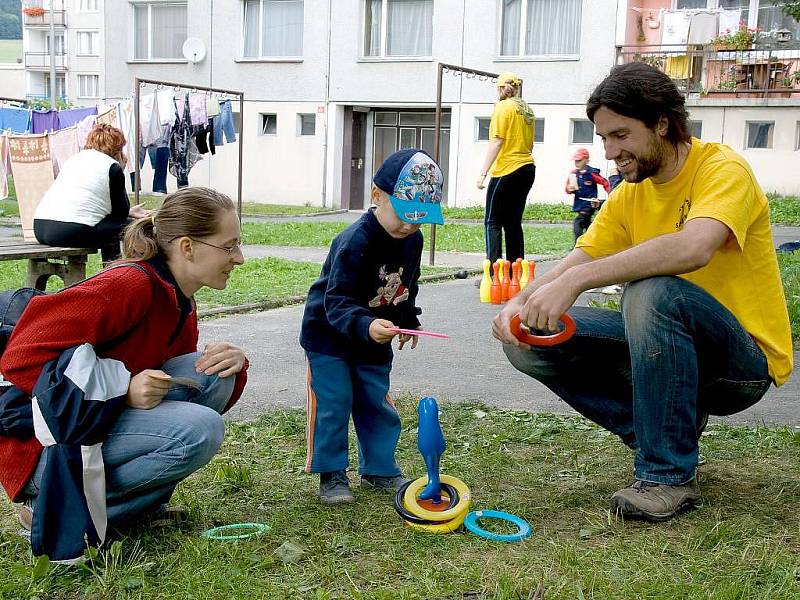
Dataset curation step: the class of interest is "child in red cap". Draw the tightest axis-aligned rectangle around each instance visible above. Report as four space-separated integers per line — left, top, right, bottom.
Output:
566 147 610 243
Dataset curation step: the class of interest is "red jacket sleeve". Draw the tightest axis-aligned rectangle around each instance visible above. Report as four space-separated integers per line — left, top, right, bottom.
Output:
0 267 152 394
222 357 249 414
591 172 611 194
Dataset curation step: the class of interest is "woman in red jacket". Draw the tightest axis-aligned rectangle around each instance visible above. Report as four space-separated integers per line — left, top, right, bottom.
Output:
0 187 248 555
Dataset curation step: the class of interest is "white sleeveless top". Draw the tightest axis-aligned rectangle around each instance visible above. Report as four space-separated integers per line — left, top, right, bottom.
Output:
34 149 117 226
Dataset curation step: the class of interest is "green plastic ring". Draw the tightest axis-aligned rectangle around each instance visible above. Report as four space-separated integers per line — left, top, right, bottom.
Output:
201 523 271 540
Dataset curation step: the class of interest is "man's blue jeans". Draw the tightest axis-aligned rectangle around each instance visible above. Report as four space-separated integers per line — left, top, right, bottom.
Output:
504 276 772 485
212 100 237 146
23 352 234 526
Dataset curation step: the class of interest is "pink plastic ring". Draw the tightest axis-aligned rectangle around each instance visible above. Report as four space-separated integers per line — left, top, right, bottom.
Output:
510 313 576 347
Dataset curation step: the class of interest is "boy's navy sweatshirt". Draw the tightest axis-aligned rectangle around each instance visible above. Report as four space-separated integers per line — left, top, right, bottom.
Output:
300 209 423 364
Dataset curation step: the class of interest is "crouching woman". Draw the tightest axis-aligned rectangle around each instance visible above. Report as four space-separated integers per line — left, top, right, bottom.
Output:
0 187 248 562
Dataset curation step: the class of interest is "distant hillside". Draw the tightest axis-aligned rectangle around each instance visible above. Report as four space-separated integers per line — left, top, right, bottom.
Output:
0 0 21 40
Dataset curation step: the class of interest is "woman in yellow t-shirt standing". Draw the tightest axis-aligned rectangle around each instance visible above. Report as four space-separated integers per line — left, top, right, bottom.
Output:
477 72 536 264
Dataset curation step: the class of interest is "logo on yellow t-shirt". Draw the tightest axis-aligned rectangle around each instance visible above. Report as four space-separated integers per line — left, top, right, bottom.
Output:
675 197 691 230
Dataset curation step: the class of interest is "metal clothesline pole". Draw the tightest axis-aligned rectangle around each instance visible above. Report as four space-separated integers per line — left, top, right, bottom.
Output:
133 77 245 220
430 63 507 266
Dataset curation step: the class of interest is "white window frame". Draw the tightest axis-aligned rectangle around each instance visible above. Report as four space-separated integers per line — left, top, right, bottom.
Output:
297 113 315 136
476 117 491 141
534 117 545 144
672 1 783 30
129 1 188 62
77 73 100 98
570 119 594 144
745 120 774 149
76 30 100 56
688 119 703 139
44 73 67 99
79 0 99 12
259 113 278 136
795 121 800 151
498 0 582 59
241 0 304 60
362 0 434 59
45 32 66 56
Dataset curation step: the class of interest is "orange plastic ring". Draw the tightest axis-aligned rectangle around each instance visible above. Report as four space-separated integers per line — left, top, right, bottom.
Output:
510 313 576 347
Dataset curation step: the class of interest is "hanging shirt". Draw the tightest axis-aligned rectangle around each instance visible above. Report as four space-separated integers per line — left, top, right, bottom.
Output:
31 110 59 134
48 127 80 177
138 93 162 147
57 107 98 129
661 10 691 51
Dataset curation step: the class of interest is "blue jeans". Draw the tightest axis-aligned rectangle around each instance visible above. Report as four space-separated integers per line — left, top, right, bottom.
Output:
129 146 169 194
305 351 401 477
212 100 236 146
23 352 234 525
504 276 772 485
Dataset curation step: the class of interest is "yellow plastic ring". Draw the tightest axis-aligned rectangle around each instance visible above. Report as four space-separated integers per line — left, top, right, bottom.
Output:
403 502 470 533
403 475 471 522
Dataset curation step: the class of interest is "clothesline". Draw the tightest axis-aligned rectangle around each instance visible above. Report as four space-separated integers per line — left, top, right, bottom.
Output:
134 77 245 217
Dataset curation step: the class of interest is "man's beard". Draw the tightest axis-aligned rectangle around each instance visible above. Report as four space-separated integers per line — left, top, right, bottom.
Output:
621 135 670 183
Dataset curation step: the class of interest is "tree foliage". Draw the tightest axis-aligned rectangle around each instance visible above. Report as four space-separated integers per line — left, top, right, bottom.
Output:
0 0 21 40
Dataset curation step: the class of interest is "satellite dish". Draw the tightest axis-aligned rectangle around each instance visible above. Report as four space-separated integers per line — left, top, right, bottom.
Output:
182 38 206 64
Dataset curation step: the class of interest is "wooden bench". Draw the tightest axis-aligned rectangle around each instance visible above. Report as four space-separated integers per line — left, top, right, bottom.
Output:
0 242 98 290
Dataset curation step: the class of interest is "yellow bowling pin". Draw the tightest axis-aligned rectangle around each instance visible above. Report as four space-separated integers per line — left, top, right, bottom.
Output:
479 259 492 303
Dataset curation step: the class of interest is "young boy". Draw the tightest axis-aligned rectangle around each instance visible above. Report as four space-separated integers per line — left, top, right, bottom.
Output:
566 147 610 242
300 148 444 505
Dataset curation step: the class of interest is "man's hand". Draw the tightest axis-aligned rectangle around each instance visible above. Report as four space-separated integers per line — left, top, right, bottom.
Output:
369 319 397 344
127 369 172 409
491 293 529 348
476 174 486 190
195 342 247 377
519 276 580 333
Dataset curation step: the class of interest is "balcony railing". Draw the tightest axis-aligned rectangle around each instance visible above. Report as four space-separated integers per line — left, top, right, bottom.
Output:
24 52 68 70
22 10 66 27
616 44 800 99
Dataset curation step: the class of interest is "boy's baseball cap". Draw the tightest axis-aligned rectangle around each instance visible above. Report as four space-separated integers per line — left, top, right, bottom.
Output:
572 148 590 160
496 71 521 87
373 148 444 225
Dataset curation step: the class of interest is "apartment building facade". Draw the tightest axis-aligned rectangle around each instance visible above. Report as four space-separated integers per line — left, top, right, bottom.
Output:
22 0 105 106
101 0 799 207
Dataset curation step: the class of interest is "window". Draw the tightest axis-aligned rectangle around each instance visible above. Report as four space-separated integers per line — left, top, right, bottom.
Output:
80 0 99 11
298 113 315 135
571 119 594 144
501 0 581 57
243 0 303 58
77 31 99 55
745 121 774 149
673 1 798 39
45 33 66 55
476 117 490 141
534 117 545 143
688 120 702 138
77 74 99 98
796 121 800 151
132 2 187 61
44 74 66 98
260 113 277 135
374 111 398 125
364 0 433 57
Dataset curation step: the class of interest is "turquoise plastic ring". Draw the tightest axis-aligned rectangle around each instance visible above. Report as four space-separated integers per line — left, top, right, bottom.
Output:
464 510 531 542
201 523 271 540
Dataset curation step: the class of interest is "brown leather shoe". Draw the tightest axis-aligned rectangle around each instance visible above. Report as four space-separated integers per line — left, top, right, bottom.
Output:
610 479 702 522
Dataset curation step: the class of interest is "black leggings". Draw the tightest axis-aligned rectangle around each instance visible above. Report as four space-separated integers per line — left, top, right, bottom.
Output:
485 163 535 263
573 209 596 241
34 216 128 263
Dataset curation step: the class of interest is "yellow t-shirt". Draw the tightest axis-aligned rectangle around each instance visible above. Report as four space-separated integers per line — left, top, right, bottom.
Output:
488 98 535 177
576 138 793 386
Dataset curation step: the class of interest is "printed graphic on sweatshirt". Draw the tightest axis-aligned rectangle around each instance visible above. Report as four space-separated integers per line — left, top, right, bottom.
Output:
368 265 409 307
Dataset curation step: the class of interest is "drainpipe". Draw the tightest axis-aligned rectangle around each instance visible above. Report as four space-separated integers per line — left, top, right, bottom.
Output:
320 0 332 207
49 0 56 109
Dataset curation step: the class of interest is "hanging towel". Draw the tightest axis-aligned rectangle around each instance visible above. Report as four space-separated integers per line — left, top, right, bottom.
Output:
718 9 741 36
95 106 118 127
688 12 718 45
49 127 80 177
156 90 175 126
31 110 59 134
0 134 9 200
138 94 162 147
116 100 137 174
8 134 55 241
661 10 691 52
57 107 98 129
76 114 97 149
188 94 207 129
0 107 32 133
665 55 691 79
206 96 220 118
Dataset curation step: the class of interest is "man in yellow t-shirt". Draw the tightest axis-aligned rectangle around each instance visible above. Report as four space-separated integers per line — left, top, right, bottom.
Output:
492 62 792 522
476 72 536 264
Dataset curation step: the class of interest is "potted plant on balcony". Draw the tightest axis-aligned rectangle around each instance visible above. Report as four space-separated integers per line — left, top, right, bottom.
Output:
710 22 760 51
22 6 45 16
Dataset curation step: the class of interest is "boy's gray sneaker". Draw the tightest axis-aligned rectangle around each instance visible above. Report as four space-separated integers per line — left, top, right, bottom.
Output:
319 471 355 505
610 479 702 522
360 474 411 491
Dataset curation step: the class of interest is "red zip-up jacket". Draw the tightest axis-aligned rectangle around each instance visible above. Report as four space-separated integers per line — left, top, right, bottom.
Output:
0 260 248 501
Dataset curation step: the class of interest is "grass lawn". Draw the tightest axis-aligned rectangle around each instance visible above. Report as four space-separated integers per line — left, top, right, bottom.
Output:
241 222 574 256
768 194 800 226
1 402 798 599
134 194 333 216
444 203 574 222
779 252 800 342
0 39 22 63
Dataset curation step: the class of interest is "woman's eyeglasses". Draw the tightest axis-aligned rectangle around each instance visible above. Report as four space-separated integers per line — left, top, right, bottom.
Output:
170 236 242 256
